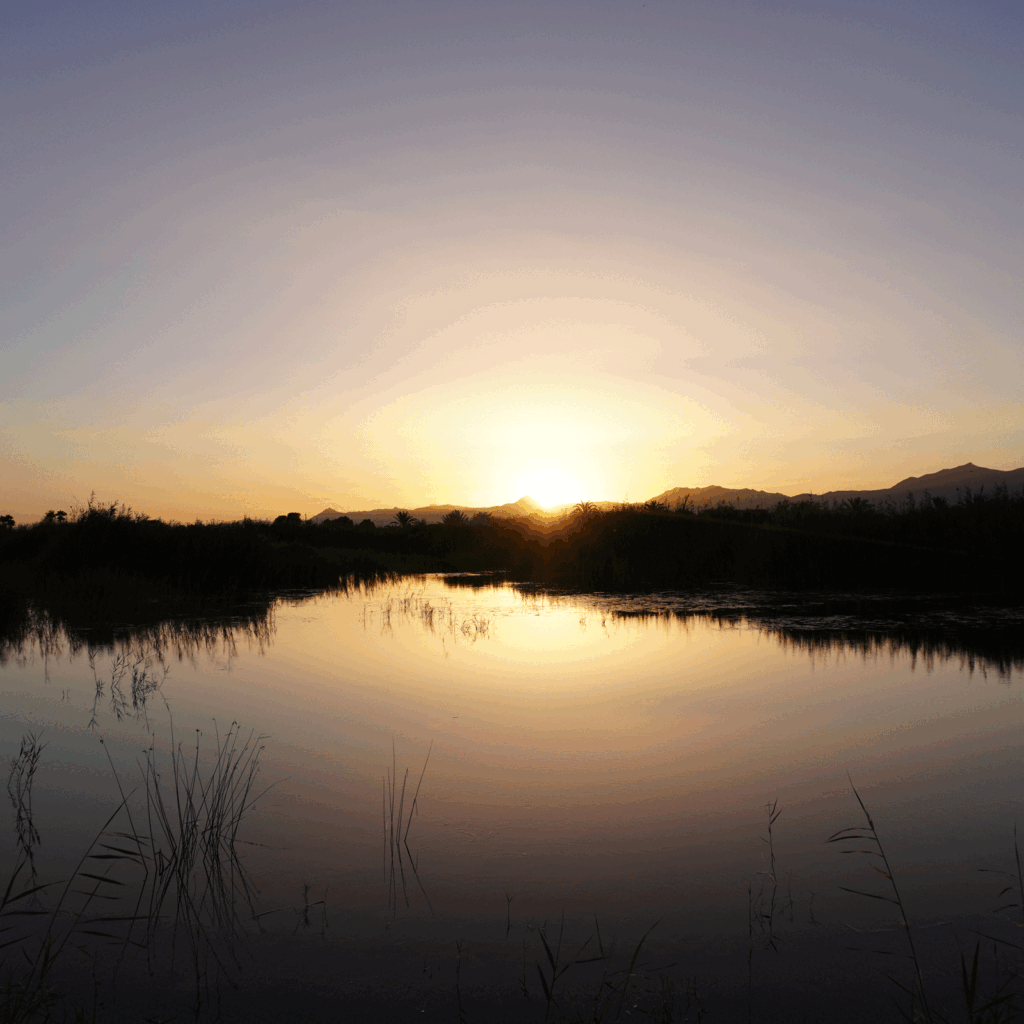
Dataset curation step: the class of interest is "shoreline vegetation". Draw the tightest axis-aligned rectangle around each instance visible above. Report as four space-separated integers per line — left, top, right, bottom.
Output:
3 722 1024 1023
2 498 1024 1019
1 488 1022 623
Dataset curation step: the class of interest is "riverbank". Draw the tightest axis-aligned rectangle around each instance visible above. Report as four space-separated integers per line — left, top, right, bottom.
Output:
2 488 1023 611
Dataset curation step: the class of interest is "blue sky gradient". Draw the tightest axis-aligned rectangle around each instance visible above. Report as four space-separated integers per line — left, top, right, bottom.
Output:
3 1 1022 517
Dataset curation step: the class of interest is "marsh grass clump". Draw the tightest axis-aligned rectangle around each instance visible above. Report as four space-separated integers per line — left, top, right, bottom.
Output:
372 590 493 646
0 718 269 1023
10 729 1024 1021
87 654 167 730
1 730 140 1024
828 777 1023 1024
526 913 669 1024
110 716 269 976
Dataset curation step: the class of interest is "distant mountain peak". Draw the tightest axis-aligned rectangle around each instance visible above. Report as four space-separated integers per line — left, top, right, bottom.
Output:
304 463 1023 526
651 462 1023 512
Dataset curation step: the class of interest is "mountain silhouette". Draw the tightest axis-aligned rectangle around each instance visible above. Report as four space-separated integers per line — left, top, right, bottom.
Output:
303 463 1024 524
650 463 1024 511
308 494 542 526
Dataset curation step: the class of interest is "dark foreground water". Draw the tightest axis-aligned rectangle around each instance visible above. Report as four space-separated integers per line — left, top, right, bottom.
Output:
2 577 1023 1022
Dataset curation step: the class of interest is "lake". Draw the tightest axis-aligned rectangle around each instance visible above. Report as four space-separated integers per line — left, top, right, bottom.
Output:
2 575 1023 1022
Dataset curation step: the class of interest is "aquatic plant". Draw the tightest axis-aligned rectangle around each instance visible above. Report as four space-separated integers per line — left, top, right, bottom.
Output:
829 778 1021 1024
0 717 270 1023
383 741 433 918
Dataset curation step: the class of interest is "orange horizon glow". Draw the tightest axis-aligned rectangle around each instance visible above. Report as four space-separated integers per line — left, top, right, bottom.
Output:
3 6 1022 524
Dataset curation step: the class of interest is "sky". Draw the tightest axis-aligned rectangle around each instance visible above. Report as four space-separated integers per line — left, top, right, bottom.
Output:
3 0 1022 520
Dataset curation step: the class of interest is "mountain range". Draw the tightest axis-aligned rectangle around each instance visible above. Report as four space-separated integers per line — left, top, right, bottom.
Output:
308 463 1024 525
650 462 1024 511
307 495 543 526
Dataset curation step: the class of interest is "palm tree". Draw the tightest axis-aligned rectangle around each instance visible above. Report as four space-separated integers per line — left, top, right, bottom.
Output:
441 510 468 527
841 497 874 515
572 501 596 517
391 510 414 528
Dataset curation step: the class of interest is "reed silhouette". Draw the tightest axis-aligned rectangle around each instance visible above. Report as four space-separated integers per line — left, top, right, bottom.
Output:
1 717 269 1023
5 486 1020 610
383 741 433 920
6 735 1024 1021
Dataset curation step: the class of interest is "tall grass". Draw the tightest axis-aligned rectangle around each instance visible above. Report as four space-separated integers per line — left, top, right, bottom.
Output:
99 715 269 1011
829 777 1021 1024
1 717 270 1023
1 731 138 1024
4 486 1022 607
8 727 1024 1021
6 737 44 888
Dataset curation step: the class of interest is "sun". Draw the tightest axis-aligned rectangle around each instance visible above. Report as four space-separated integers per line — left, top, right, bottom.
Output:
514 467 582 509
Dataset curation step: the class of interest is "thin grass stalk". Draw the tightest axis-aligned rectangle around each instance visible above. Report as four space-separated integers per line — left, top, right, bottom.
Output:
110 717 267 997
97 737 152 977
382 742 432 917
388 742 397 914
828 775 931 1022
396 768 410 909
763 800 781 952
614 921 660 1022
20 796 134 1005
403 740 432 845
455 938 467 1024
7 734 45 889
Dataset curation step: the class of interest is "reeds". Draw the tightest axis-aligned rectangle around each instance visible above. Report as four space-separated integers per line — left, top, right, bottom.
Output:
116 716 268 964
828 776 1023 1024
6 736 44 887
12 721 1024 1021
1 717 270 1023
87 654 166 730
4 484 1023 604
828 776 931 1020
503 912 673 1024
383 740 433 918
1 731 139 1024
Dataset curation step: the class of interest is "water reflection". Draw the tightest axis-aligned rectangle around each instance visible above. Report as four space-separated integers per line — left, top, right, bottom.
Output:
3 581 1021 681
3 577 1024 1021
0 597 276 671
446 578 1024 679
86 653 167 728
374 591 494 647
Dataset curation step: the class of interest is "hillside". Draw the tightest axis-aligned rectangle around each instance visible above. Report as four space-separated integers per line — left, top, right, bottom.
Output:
303 463 1024 524
650 463 1024 511
308 495 541 526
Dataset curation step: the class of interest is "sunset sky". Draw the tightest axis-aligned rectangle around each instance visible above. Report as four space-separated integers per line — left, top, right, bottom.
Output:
3 1 1022 520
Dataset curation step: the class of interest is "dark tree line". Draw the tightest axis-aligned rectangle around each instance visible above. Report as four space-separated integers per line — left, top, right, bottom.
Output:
1 487 1021 623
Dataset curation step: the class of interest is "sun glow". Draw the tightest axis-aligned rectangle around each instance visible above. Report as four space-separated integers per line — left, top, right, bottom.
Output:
514 467 582 509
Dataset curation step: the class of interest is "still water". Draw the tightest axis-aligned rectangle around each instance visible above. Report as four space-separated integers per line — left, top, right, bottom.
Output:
2 576 1024 1020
